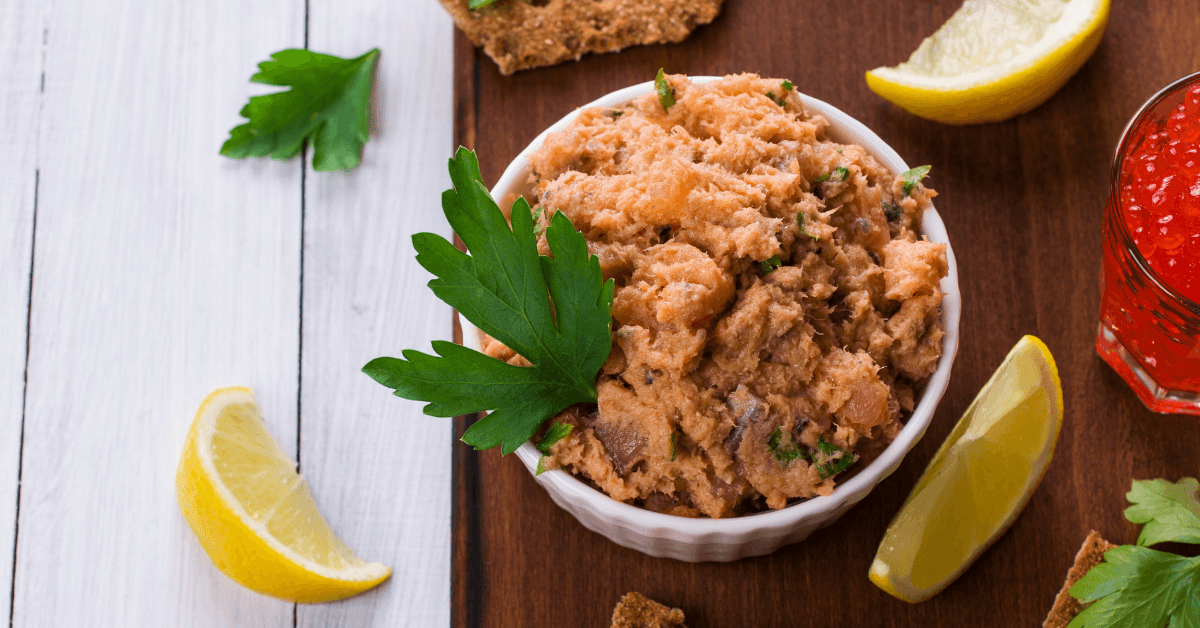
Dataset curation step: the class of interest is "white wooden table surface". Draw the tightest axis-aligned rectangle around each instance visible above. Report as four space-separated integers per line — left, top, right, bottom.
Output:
0 0 453 625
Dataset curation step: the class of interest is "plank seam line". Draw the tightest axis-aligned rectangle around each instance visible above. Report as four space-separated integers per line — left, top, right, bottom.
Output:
294 1 310 625
456 48 485 628
9 170 39 628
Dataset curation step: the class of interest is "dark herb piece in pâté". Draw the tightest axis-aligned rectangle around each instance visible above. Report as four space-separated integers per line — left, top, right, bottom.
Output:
883 201 902 222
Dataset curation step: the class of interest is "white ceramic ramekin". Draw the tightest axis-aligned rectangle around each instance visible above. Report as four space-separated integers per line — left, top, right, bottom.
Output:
459 77 961 562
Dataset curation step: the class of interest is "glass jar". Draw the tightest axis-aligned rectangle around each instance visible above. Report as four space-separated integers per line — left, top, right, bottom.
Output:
1096 71 1200 415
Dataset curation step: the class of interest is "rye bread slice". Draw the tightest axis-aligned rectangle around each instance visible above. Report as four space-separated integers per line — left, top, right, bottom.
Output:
611 592 687 628
1043 530 1118 628
439 0 725 75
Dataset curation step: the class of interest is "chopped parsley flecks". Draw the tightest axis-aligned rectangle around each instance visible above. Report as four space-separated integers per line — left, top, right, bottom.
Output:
531 205 546 236
798 213 820 240
901 165 932 196
814 435 858 479
655 69 676 112
768 428 809 466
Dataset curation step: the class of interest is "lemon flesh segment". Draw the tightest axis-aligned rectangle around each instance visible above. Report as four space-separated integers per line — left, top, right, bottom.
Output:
176 387 390 603
866 0 1110 124
869 336 1063 602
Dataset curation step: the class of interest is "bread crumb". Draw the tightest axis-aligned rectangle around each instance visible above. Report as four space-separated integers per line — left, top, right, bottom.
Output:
439 0 724 75
1043 530 1118 628
611 592 687 628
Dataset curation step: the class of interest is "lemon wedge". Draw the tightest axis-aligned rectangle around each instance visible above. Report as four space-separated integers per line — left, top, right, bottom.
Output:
176 387 390 602
866 0 1110 124
869 336 1063 602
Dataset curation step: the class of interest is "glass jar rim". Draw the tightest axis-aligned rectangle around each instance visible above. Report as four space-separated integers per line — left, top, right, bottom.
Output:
1109 70 1200 315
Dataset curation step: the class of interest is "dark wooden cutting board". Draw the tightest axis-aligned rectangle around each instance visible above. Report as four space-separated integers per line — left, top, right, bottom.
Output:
450 2 1200 625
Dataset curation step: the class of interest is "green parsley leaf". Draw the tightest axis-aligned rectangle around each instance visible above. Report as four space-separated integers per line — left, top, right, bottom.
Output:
814 435 857 479
883 201 902 222
537 421 573 453
221 48 380 172
363 148 615 455
767 91 787 107
813 173 831 184
761 255 783 274
670 432 677 461
798 213 820 240
1126 477 1200 547
655 69 676 112
536 455 549 475
611 110 624 119
468 0 503 8
1067 477 1200 627
1068 546 1200 628
781 79 794 92
900 165 932 196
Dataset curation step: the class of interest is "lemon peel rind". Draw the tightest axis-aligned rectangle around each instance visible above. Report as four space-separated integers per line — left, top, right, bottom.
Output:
869 336 1063 603
177 387 389 602
865 0 1110 124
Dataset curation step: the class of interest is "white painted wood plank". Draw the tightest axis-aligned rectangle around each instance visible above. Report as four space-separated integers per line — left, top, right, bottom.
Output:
298 1 453 626
13 0 305 625
0 0 43 621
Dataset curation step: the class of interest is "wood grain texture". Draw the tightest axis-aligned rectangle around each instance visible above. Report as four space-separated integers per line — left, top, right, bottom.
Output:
297 0 453 626
11 0 304 625
0 0 43 621
451 2 1200 626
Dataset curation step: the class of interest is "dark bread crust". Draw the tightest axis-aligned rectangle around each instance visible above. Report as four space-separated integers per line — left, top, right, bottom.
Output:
611 592 687 628
439 0 724 75
1043 531 1118 628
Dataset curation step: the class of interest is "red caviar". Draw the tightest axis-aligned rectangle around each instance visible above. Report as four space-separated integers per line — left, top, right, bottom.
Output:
1120 83 1200 303
1097 75 1200 415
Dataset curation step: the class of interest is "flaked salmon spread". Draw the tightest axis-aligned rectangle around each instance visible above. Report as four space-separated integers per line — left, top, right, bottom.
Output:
484 74 948 518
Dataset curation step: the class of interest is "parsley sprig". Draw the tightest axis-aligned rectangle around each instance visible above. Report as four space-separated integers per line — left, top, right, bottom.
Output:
1068 477 1200 627
221 48 380 171
364 148 615 455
